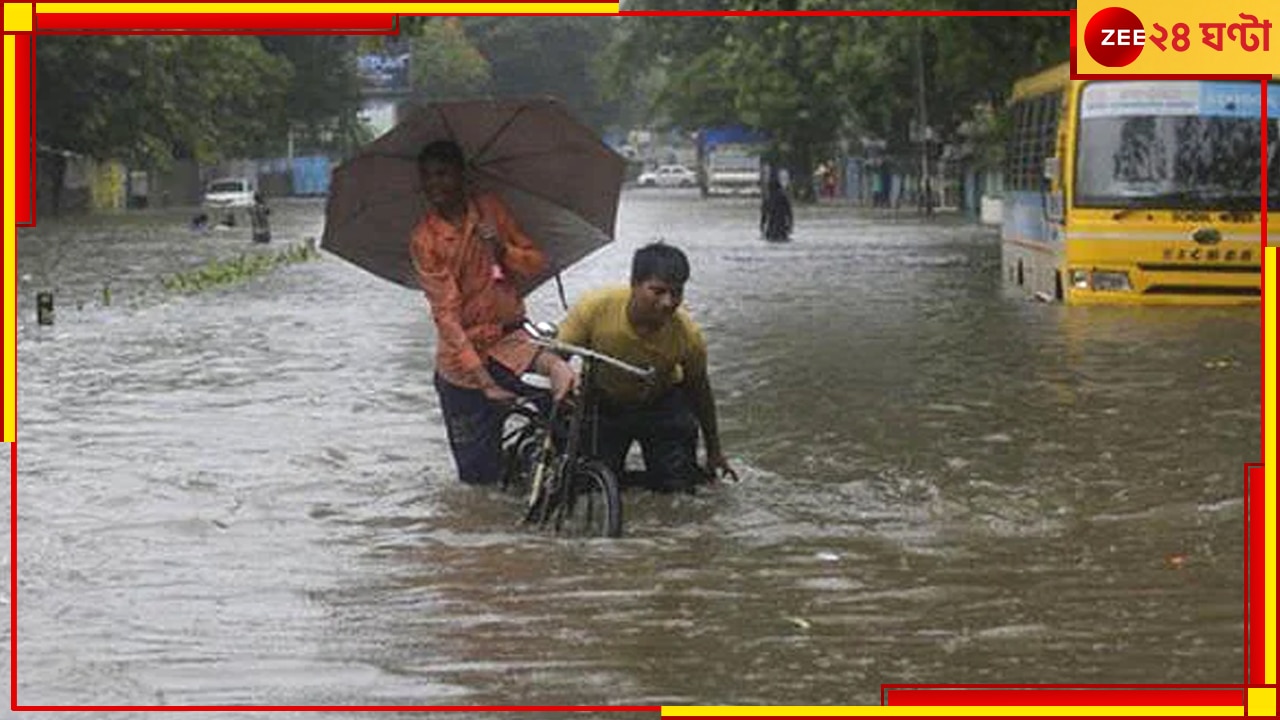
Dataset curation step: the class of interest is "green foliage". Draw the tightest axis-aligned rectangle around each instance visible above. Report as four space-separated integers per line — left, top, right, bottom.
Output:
37 37 292 167
607 1 1072 190
35 9 1073 183
408 18 493 102
159 241 321 294
37 35 365 167
461 17 626 131
259 36 365 156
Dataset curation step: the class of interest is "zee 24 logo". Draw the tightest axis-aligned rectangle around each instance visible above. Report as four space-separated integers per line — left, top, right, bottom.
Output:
1084 6 1272 67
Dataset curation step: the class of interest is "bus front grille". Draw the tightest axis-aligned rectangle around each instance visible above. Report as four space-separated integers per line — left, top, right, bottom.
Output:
1137 263 1262 274
1143 285 1261 296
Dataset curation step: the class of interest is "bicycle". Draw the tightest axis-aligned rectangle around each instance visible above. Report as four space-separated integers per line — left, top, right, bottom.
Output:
499 321 655 538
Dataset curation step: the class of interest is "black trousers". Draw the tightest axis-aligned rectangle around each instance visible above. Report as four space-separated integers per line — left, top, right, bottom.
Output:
591 389 703 493
434 360 541 485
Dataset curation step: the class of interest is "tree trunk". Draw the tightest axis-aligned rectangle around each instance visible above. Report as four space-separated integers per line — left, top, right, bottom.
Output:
50 154 67 217
788 141 815 204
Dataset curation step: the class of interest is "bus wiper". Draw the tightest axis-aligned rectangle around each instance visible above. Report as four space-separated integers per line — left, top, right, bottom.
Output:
1200 192 1264 211
1111 206 1145 220
1220 196 1263 211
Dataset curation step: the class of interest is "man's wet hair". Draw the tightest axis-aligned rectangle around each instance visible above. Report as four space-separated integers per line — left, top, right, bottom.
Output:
418 140 466 171
631 242 690 287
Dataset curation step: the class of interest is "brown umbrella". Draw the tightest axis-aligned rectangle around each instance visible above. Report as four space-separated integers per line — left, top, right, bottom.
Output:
321 96 627 295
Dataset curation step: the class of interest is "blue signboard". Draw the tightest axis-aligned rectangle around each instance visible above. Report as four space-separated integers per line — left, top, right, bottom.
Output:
1198 81 1278 119
291 156 331 196
698 125 770 151
1083 81 1280 119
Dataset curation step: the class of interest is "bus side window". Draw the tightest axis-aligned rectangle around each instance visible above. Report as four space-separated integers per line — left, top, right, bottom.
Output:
1044 156 1064 224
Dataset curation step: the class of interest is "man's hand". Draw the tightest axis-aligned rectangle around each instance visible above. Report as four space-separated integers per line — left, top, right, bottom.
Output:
548 360 578 403
477 222 505 262
705 452 740 483
533 351 578 403
482 383 518 404
477 367 517 404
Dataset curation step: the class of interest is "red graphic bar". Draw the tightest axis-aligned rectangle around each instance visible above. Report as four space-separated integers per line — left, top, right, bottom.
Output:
16 33 32 225
885 689 1245 706
35 13 397 32
1248 465 1265 684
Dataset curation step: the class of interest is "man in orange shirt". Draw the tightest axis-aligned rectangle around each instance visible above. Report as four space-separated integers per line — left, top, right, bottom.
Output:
409 140 575 485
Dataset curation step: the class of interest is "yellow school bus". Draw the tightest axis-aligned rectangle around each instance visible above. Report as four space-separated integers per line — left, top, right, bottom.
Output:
1001 63 1274 304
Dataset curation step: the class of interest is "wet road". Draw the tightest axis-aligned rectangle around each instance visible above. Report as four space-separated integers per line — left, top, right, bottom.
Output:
9 190 1256 712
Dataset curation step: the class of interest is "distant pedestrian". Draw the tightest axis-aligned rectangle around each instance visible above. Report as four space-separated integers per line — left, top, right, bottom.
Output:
249 192 272 244
191 212 210 232
822 165 838 199
760 170 793 242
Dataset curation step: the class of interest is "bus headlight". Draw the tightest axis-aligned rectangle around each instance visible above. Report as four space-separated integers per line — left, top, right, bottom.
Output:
1091 271 1132 292
1068 269 1132 292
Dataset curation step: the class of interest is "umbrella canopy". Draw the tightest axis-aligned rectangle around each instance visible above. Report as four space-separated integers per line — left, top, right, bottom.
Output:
321 96 627 295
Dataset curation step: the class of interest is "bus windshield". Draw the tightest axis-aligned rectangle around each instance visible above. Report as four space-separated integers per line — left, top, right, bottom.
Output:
1075 81 1279 211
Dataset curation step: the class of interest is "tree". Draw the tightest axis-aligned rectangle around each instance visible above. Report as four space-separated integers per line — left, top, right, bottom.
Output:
608 3 851 200
35 36 291 213
607 2 1073 201
408 18 492 102
260 36 366 156
36 36 291 166
460 17 620 131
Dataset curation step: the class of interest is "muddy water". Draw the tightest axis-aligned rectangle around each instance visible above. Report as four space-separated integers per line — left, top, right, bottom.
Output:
11 191 1254 712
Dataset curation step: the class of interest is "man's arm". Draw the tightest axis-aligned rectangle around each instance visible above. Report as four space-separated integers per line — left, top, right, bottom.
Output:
680 329 738 481
685 370 720 458
487 195 547 280
685 369 738 482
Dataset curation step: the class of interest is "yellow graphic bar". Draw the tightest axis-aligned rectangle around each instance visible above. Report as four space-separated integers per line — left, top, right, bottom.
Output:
4 3 33 31
1076 0 1280 76
4 35 14 444
1249 688 1276 717
1268 247 1277 685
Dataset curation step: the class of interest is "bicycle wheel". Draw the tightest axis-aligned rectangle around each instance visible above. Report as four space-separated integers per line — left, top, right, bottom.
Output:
501 426 539 492
554 459 623 538
520 441 563 529
499 405 543 492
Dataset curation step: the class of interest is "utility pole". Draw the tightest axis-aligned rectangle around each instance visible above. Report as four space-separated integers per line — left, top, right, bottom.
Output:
915 17 932 216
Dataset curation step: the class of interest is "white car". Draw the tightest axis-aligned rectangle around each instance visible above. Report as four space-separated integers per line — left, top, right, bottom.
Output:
202 177 256 210
637 165 698 188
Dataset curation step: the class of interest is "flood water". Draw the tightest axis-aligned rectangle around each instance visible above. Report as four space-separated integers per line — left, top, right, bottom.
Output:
8 191 1257 713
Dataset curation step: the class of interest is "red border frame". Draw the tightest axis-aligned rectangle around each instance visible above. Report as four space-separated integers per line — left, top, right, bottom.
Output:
7 6 1266 713
34 13 399 35
14 33 30 226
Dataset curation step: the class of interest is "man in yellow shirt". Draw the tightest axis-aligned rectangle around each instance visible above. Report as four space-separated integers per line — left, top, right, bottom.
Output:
557 243 738 493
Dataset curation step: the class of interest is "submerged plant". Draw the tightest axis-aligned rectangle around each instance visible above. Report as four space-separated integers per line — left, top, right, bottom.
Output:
159 240 321 295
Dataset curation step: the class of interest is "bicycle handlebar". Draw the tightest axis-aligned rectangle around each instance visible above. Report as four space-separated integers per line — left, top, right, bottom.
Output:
528 335 656 380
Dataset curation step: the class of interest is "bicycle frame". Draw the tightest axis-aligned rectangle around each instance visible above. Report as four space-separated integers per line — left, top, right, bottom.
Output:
509 331 654 536
518 357 599 525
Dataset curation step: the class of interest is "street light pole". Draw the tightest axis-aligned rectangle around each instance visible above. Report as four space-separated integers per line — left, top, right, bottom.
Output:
915 16 932 215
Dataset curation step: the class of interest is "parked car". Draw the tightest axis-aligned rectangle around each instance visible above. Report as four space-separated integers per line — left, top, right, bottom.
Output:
637 164 698 188
202 177 256 210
